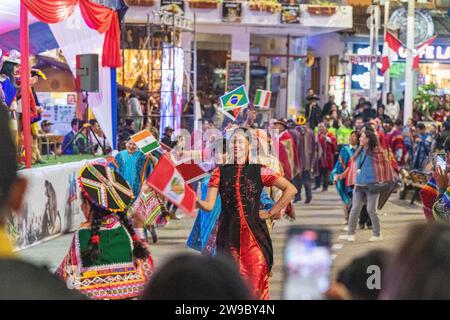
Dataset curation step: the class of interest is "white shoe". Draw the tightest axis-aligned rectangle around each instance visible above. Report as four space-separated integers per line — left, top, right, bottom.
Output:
342 226 349 232
342 220 348 225
368 235 383 242
338 235 348 240
346 235 355 242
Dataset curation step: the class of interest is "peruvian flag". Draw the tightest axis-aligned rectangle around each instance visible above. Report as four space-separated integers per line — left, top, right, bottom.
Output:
147 155 196 216
413 35 437 69
381 31 403 75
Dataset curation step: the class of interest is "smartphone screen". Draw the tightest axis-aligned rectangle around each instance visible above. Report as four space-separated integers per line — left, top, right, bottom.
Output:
282 227 332 300
436 154 446 170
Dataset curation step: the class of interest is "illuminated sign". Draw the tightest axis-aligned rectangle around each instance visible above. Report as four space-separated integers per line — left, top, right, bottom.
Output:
396 45 450 61
351 45 384 90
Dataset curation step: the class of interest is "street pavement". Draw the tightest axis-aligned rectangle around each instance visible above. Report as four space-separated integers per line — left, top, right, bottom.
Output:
19 186 425 299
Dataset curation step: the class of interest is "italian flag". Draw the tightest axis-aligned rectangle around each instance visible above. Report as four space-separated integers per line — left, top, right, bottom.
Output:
254 89 272 109
381 31 403 75
131 129 160 155
147 155 196 216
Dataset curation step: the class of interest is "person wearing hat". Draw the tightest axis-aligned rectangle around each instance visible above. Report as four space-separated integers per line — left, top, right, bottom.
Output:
39 120 54 155
0 107 83 299
161 126 174 148
56 163 154 299
305 94 322 129
273 118 300 182
1 50 21 146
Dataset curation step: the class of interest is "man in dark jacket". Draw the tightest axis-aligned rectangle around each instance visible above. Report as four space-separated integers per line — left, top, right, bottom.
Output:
0 107 84 299
322 95 335 117
305 95 322 129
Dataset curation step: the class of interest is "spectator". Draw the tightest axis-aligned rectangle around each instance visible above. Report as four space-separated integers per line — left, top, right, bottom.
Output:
384 118 407 166
353 97 366 117
62 118 79 155
322 95 335 117
398 90 405 121
412 123 432 170
305 94 322 129
39 120 53 155
0 107 83 299
161 126 174 148
314 122 337 192
385 92 400 120
381 223 450 300
73 120 88 154
337 249 389 300
362 101 376 122
434 120 450 152
340 101 351 122
377 105 391 123
125 118 136 135
353 116 365 131
88 119 111 155
127 94 143 131
142 254 252 300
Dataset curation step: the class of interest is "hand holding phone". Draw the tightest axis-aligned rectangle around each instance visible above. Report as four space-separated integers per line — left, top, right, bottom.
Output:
282 226 332 300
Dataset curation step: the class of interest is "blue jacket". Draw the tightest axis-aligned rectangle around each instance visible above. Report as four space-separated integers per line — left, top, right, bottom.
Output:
355 149 377 185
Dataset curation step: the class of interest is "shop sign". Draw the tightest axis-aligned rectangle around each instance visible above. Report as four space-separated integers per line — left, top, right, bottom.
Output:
281 5 300 24
397 45 450 62
347 54 378 64
223 2 242 23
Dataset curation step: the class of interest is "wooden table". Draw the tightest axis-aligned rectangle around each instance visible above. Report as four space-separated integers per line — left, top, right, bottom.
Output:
38 134 64 160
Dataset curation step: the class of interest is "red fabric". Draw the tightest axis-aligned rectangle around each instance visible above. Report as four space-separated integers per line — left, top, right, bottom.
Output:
381 32 402 74
261 166 281 186
22 0 77 23
22 0 121 68
386 129 407 166
208 167 221 188
413 36 437 70
79 0 121 67
276 131 300 181
318 132 337 171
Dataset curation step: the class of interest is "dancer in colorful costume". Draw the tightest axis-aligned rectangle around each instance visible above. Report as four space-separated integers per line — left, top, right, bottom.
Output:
196 129 297 300
187 138 275 256
56 164 153 300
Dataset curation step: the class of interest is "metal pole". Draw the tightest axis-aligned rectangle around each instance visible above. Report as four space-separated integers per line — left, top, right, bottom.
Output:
369 4 380 108
20 3 31 168
382 0 390 106
404 0 415 125
286 35 290 118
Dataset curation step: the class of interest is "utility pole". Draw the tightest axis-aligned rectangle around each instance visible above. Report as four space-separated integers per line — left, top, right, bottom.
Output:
404 0 415 124
368 3 380 108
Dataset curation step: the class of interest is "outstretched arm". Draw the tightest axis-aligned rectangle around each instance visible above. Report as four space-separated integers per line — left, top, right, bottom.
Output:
196 186 219 212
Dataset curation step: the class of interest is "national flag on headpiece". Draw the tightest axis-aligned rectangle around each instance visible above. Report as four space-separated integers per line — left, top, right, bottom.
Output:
381 31 403 75
131 129 160 155
147 155 196 215
413 35 437 69
254 89 272 109
220 85 249 111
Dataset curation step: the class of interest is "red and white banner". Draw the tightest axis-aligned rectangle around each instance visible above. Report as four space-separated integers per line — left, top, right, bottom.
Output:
147 155 196 216
381 31 403 75
413 35 437 69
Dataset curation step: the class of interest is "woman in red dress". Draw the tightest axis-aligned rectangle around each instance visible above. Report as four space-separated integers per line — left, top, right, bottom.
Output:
196 128 297 300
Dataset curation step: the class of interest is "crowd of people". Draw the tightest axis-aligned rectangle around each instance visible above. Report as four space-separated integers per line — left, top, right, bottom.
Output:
1 80 450 300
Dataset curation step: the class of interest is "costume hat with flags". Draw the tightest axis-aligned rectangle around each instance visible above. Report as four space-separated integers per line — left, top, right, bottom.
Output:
381 31 403 75
78 163 135 213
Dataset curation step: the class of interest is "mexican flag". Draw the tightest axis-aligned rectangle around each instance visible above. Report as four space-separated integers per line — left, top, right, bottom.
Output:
220 85 249 111
254 89 271 109
147 155 196 216
131 129 160 155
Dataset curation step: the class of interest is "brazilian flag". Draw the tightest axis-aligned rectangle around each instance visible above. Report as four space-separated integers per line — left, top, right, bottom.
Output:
220 85 249 111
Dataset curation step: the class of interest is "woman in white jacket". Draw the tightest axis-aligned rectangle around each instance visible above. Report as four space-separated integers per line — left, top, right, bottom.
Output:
385 92 400 120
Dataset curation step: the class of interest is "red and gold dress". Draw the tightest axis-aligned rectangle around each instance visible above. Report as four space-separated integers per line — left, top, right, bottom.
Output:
208 164 280 300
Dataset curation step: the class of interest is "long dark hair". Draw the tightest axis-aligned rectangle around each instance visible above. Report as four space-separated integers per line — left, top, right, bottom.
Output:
81 194 149 266
1 61 18 88
362 129 378 152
